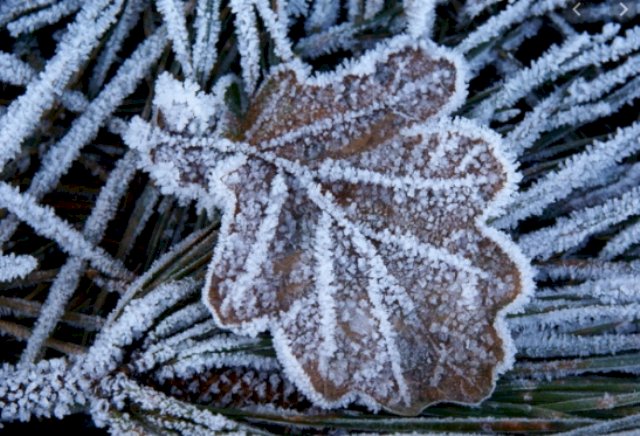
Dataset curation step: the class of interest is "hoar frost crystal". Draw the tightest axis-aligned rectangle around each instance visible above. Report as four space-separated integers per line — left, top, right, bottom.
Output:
127 34 533 415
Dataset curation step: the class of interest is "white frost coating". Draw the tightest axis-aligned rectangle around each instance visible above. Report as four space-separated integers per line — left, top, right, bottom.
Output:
519 187 640 260
230 0 261 93
317 159 479 190
0 29 167 246
221 172 289 318
215 0 297 88
515 332 640 358
6 0 82 36
313 212 338 377
135 321 218 372
89 0 147 95
497 122 640 228
509 304 640 334
587 164 640 213
563 25 640 71
18 258 84 366
0 0 123 171
287 0 309 17
149 333 280 381
0 0 60 26
346 217 412 405
108 227 213 325
468 18 542 76
0 358 89 423
443 119 535 384
513 264 640 360
462 0 503 18
600 220 640 260
0 182 132 281
538 275 640 305
473 32 591 122
403 0 438 38
18 153 137 367
89 373 242 433
12 0 640 432
237 34 469 151
154 72 218 131
0 51 91 112
364 0 385 20
84 152 138 243
305 0 339 31
567 54 640 104
0 252 37 282
0 52 36 85
82 279 197 379
255 0 294 61
295 22 359 58
544 81 640 135
528 0 572 16
193 0 221 84
156 0 194 78
156 348 279 382
346 0 361 21
559 414 640 436
506 62 640 157
133 33 532 413
537 260 640 282
145 303 210 343
299 180 413 405
457 0 534 54
270 319 366 410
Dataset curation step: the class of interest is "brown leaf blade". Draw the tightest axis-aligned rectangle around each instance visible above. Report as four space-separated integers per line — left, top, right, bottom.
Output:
129 34 533 415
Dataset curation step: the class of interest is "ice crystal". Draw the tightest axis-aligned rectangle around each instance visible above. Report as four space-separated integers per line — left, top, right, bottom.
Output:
127 34 532 414
0 252 37 282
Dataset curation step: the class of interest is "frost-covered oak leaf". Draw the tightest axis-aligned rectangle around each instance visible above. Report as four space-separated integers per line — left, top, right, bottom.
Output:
125 35 532 415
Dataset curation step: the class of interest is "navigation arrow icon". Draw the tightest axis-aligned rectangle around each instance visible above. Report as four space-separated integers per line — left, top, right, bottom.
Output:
619 2 629 16
572 2 581 16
